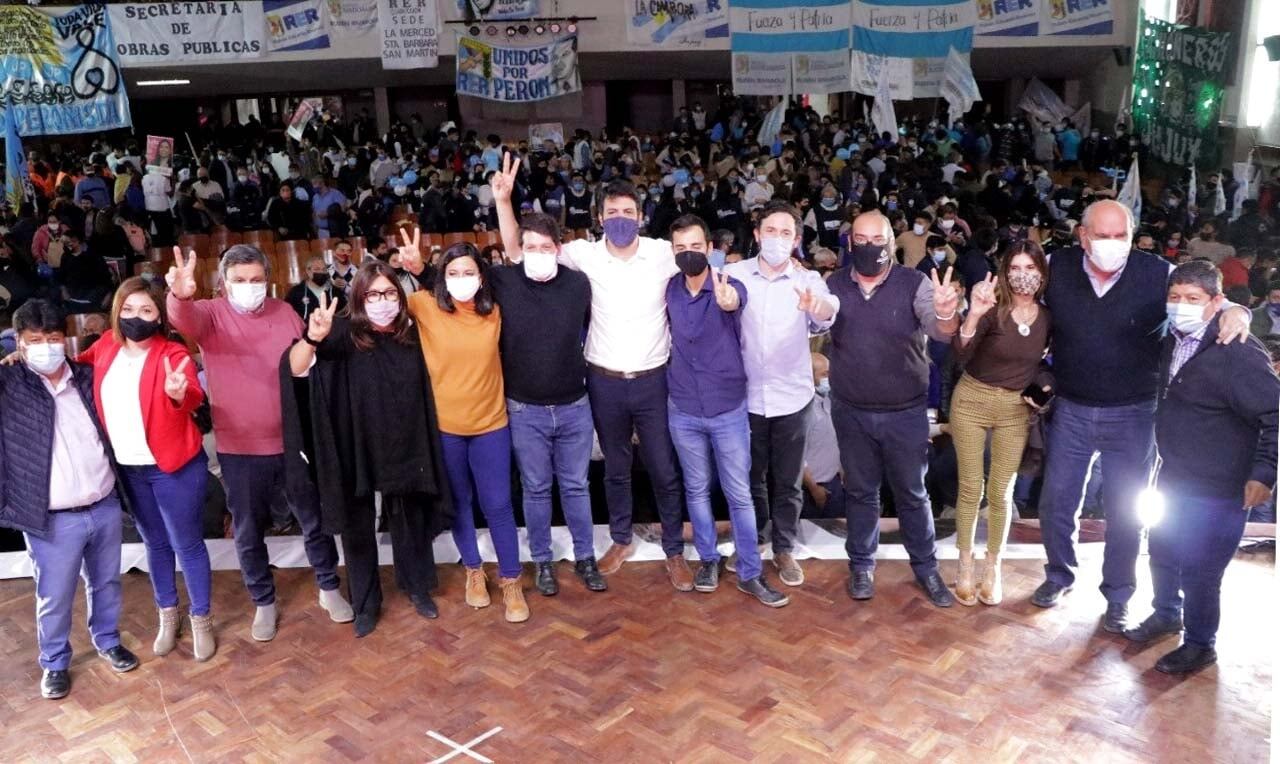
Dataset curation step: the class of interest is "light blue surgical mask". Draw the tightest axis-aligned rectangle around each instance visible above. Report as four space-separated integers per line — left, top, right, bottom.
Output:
815 377 830 396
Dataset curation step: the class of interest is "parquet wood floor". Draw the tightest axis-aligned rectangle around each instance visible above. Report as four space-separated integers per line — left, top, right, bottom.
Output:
0 551 1272 763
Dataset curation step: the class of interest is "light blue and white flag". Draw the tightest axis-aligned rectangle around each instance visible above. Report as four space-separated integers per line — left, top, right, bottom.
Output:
940 46 980 126
852 0 976 59
1117 155 1141 223
871 65 898 139
731 0 851 54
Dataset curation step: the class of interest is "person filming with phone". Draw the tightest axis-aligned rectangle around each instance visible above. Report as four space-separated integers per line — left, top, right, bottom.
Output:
949 240 1053 607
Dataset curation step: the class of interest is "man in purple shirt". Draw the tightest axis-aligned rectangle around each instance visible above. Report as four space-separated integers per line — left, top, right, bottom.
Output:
665 215 788 607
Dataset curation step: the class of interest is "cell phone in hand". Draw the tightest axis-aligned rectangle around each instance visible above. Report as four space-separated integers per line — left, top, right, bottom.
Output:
1022 384 1053 407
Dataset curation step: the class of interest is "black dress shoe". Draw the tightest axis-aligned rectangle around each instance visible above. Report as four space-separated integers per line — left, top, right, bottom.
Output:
847 570 875 600
41 669 70 700
574 558 608 592
918 571 956 608
1102 602 1130 634
1031 580 1072 608
534 562 559 597
1124 614 1182 644
411 593 439 620
98 645 139 673
353 612 378 638
738 576 789 608
694 560 720 593
1156 643 1217 675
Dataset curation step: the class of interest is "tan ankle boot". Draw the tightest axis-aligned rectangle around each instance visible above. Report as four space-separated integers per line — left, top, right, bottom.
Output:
955 550 978 606
190 613 217 662
500 577 530 623
154 607 181 656
979 554 1003 605
465 567 491 608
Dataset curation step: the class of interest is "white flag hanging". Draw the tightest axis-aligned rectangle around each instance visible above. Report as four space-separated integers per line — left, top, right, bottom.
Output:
1213 181 1226 216
940 47 980 127
757 100 786 148
871 69 898 141
1117 155 1142 223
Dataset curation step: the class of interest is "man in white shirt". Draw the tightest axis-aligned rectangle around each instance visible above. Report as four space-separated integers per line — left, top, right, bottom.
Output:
496 157 692 590
744 170 774 211
0 300 139 700
142 168 174 245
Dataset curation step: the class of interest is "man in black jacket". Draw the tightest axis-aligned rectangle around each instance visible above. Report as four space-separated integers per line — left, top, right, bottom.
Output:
0 300 139 699
1122 261 1278 674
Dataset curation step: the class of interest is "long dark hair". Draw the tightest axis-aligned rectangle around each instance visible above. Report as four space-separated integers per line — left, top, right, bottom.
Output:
432 242 495 316
346 259 415 351
997 239 1049 323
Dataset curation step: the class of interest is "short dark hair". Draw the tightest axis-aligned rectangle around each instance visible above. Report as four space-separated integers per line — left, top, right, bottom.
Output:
13 299 65 335
972 227 999 253
913 210 934 225
433 243 495 316
1169 259 1222 297
1267 279 1280 294
601 179 641 208
518 212 561 247
1262 334 1280 364
755 200 801 230
669 214 710 242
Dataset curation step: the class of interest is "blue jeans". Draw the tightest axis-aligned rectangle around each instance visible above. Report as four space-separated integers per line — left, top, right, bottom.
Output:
1148 494 1248 648
442 427 523 579
831 399 938 578
507 396 596 563
121 452 212 616
218 453 340 606
24 496 123 670
668 401 762 581
1038 398 1156 603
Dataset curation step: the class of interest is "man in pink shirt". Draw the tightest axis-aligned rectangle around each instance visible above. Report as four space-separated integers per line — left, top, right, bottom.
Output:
167 245 352 641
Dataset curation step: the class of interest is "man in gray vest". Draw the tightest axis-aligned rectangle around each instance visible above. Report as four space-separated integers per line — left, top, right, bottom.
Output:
826 211 961 607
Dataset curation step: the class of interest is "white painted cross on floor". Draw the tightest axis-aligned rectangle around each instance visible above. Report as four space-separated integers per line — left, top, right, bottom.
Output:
426 726 503 763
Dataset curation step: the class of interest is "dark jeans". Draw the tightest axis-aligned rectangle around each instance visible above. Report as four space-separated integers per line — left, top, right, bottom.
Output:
340 493 438 618
120 452 212 616
802 477 846 520
586 368 685 557
218 452 340 606
748 400 811 553
507 395 596 562
1038 398 1156 604
1148 494 1248 649
832 399 938 578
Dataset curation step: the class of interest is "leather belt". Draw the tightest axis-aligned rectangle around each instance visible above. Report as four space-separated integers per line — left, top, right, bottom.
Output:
587 363 665 381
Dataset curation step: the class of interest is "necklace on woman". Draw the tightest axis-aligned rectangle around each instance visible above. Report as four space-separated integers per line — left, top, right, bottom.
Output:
1012 304 1038 337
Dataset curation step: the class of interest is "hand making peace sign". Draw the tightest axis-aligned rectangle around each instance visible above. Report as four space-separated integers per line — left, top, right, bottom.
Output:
930 266 960 319
490 152 521 203
166 246 198 300
307 290 339 343
163 356 191 403
968 272 998 319
713 268 739 312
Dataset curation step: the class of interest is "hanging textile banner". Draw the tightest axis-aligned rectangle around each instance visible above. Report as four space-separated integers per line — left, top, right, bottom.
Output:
1131 13 1230 167
457 0 541 21
109 2 264 64
1041 0 1113 36
730 0 850 96
264 0 330 52
1017 76 1072 125
327 0 379 42
626 0 729 48
0 3 132 136
456 33 581 103
975 0 1039 37
378 0 439 69
850 51 912 97
852 1 976 59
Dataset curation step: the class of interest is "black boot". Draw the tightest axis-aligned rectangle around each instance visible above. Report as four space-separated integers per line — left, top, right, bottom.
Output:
574 558 608 592
411 593 438 620
535 562 559 597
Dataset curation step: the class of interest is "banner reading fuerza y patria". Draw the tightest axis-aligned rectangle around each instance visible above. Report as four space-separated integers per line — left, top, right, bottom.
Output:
852 1 976 59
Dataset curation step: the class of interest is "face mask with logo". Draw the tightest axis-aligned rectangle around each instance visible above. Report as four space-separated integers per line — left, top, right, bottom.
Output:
227 282 267 313
446 275 481 303
850 244 889 277
1166 301 1209 335
523 251 558 282
23 342 65 375
1008 271 1042 295
758 236 794 267
1086 239 1130 272
364 299 400 327
602 217 639 248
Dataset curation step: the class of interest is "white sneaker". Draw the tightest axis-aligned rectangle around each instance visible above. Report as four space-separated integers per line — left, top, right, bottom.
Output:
252 604 278 642
319 588 354 623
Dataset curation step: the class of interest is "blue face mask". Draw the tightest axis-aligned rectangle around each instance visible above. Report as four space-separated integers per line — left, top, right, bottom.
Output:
815 378 830 396
649 186 660 196
572 182 585 193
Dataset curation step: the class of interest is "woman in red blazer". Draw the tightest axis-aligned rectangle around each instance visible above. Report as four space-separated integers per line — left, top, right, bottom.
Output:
79 277 214 662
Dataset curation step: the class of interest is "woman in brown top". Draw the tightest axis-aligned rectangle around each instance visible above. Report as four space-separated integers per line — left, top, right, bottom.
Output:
950 240 1051 606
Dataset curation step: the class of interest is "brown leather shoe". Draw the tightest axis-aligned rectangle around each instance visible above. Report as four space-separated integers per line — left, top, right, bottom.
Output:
774 553 804 587
597 542 635 575
665 555 695 592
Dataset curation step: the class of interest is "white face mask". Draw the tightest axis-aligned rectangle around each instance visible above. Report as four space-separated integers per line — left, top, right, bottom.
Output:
1166 302 1210 335
22 342 65 376
912 223 925 236
523 251 558 282
446 275 481 303
759 235 794 267
227 282 268 313
365 300 400 327
1086 238 1130 273
940 218 955 230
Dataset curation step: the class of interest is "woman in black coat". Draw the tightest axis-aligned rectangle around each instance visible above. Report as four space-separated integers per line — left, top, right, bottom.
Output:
282 259 453 637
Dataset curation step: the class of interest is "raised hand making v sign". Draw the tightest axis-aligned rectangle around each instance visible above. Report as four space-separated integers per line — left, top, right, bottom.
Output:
930 266 961 324
166 246 199 300
713 268 740 312
162 355 191 403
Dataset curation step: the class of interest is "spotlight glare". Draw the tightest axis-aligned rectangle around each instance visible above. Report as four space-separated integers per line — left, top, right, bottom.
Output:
1136 487 1166 529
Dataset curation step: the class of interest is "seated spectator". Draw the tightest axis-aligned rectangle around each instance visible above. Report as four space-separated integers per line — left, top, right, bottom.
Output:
264 183 312 241
286 256 347 322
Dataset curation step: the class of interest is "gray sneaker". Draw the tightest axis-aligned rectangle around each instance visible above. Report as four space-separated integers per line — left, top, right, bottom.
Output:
774 553 804 586
694 560 720 593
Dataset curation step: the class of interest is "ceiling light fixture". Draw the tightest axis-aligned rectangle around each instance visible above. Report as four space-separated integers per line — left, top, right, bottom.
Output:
505 25 516 36
468 24 480 35
136 79 191 86
549 22 561 33
533 23 545 35
517 24 529 35
486 25 498 36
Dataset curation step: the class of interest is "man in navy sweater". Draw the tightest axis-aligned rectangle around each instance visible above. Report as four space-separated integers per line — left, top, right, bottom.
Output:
1122 261 1277 674
1033 200 1253 633
827 211 962 607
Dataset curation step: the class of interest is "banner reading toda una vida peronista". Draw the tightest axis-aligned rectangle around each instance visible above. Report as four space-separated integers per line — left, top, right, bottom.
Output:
455 33 580 103
108 2 264 65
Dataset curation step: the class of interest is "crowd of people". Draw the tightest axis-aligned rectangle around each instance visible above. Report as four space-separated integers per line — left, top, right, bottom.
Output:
0 97 1277 702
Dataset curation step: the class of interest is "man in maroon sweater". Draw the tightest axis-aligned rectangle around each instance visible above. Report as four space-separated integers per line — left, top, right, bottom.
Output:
167 245 352 641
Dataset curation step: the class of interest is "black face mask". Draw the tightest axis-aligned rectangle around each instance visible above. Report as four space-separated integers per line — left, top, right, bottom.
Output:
849 244 889 277
675 250 708 277
119 316 162 342
311 272 330 287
